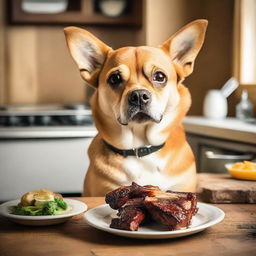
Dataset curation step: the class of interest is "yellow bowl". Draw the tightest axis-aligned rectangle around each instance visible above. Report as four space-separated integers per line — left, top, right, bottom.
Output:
225 162 256 181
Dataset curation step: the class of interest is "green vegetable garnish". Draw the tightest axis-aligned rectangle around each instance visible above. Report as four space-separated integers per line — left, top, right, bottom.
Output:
42 201 58 215
14 206 43 216
13 198 68 216
54 197 68 210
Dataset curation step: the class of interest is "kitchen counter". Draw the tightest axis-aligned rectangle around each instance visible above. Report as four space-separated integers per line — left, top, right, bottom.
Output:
0 197 255 256
184 116 256 144
1 117 255 142
0 125 97 138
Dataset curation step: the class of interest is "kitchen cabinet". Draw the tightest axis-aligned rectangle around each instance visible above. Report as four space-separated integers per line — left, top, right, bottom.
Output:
184 117 256 173
7 0 142 27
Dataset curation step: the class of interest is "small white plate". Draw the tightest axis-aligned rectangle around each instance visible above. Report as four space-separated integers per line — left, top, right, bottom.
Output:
84 203 225 239
0 199 87 226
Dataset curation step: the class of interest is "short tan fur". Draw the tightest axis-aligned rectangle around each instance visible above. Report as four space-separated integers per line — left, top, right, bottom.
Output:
64 19 208 196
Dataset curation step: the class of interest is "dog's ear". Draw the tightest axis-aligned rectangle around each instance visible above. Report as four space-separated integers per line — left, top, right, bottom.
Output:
160 19 208 80
64 27 111 88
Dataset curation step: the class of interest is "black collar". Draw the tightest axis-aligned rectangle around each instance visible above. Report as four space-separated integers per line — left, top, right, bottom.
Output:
103 140 165 158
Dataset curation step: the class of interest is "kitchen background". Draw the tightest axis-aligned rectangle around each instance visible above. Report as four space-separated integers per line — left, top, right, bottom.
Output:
0 0 255 201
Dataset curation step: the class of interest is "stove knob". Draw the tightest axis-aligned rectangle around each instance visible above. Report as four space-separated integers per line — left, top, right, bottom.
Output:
28 116 35 125
0 116 7 126
40 115 51 125
9 116 20 126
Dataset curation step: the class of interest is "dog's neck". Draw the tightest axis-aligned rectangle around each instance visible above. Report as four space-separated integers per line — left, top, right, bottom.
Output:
91 84 191 150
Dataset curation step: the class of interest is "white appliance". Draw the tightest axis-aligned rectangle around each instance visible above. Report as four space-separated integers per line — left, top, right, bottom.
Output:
0 105 97 201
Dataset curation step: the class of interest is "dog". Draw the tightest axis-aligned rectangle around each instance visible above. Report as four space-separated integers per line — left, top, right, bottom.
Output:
64 19 208 196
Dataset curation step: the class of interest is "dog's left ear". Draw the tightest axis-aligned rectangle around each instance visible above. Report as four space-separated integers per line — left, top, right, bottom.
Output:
64 27 111 88
161 19 208 80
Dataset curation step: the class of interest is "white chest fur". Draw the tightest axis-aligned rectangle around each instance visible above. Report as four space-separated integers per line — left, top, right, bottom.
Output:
122 153 171 190
122 153 194 191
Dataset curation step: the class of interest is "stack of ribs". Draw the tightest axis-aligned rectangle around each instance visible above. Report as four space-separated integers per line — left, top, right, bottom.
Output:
105 182 197 231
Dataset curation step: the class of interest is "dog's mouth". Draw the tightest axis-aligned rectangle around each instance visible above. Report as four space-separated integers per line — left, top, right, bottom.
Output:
131 112 153 122
118 109 163 126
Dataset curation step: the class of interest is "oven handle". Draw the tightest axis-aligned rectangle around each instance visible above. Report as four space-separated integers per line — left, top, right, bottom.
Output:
205 151 254 160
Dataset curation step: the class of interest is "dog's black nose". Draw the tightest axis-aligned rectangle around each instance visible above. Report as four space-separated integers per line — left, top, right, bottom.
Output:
128 90 151 106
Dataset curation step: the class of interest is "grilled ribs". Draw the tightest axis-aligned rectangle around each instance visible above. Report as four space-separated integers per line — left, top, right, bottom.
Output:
144 193 197 230
110 198 145 231
105 182 197 231
105 185 134 209
105 182 160 209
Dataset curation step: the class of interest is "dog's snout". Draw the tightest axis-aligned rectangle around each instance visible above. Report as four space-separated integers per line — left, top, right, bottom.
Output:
128 90 151 106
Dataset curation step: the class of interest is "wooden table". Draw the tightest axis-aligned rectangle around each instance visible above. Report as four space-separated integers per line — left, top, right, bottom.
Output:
0 198 255 256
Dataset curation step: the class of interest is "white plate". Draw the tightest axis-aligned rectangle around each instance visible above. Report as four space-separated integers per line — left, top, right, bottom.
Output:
0 199 87 226
84 203 225 239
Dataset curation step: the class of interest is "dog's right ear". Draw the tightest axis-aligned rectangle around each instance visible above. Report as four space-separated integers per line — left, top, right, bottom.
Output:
160 19 208 81
64 27 111 88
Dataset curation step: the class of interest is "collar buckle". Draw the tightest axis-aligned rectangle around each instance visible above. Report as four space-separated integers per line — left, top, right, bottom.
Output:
134 145 152 158
134 148 140 158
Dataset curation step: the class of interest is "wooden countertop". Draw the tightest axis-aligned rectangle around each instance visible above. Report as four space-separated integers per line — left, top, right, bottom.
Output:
0 197 255 256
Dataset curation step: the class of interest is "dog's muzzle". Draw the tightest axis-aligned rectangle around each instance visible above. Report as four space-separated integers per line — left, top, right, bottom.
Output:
117 89 163 125
128 89 152 107
127 89 153 122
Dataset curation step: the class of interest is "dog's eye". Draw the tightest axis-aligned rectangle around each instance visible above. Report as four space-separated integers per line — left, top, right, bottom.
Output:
107 73 123 87
153 71 167 84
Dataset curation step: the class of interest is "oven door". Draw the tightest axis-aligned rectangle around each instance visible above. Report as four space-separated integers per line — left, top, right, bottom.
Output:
186 133 256 173
0 136 93 202
199 145 254 173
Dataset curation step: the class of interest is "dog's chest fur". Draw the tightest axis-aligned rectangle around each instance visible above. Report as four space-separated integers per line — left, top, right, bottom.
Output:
122 152 195 192
122 153 165 186
121 153 175 191
119 121 174 189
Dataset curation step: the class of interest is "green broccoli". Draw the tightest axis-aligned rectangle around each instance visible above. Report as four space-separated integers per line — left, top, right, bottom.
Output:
42 201 58 215
54 197 68 210
13 197 68 216
14 206 43 216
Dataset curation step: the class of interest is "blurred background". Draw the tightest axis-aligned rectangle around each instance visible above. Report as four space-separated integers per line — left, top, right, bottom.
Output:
0 0 255 201
1 0 255 114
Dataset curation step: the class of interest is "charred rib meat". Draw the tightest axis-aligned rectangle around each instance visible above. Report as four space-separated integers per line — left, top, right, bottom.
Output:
110 198 146 231
144 195 196 230
105 182 160 209
105 185 134 210
105 182 197 231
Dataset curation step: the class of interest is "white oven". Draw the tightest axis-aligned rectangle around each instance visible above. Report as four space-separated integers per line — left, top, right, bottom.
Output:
0 127 96 202
0 105 97 202
186 133 256 173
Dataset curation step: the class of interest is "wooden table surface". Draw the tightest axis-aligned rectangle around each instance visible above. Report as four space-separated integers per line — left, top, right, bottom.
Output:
0 198 255 256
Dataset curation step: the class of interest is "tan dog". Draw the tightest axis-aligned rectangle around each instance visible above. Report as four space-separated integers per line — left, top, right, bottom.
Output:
64 19 208 196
